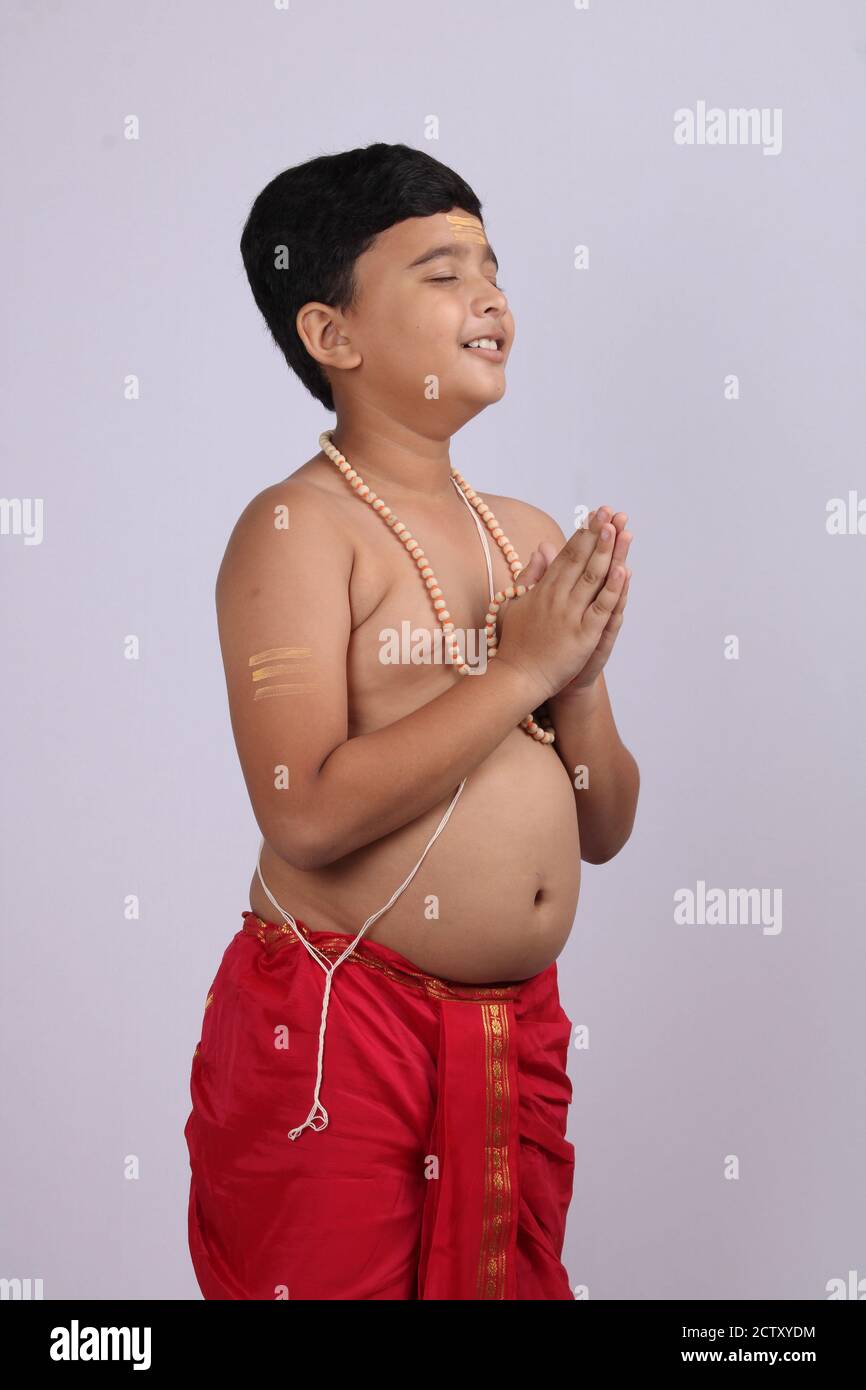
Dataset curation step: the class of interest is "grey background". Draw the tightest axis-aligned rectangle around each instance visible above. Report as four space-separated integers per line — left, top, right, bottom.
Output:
2 0 864 1300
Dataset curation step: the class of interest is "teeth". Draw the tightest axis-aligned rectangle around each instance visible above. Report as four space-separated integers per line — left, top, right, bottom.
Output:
464 338 500 350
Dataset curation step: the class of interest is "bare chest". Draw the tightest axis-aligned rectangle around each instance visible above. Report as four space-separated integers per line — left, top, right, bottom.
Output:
343 491 528 736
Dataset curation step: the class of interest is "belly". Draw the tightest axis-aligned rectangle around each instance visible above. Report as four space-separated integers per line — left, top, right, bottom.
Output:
249 727 581 983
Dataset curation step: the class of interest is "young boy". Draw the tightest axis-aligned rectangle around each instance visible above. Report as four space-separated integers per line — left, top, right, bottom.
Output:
184 142 639 1301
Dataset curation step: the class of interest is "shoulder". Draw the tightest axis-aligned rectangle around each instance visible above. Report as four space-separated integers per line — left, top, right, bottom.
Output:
479 490 571 552
215 463 355 603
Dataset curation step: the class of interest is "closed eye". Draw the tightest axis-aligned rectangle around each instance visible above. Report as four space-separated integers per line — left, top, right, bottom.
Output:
428 276 506 291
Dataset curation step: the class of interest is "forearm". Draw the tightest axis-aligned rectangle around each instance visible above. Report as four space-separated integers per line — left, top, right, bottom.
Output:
288 658 547 868
549 676 639 864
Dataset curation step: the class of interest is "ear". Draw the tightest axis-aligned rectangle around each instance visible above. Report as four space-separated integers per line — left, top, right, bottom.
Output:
295 302 362 372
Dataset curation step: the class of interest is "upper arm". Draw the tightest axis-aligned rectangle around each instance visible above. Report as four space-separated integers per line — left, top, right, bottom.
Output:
215 483 354 869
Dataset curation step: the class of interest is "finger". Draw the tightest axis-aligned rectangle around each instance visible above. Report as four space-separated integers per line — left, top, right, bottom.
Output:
592 525 631 594
591 507 628 536
604 573 629 630
545 516 606 585
605 569 630 618
544 511 628 593
611 528 632 570
580 561 627 631
572 520 619 598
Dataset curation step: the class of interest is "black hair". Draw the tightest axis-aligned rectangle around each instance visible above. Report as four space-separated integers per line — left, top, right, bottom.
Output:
239 142 484 412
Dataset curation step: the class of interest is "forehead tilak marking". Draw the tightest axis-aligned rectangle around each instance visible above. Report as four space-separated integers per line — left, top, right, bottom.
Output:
446 212 487 245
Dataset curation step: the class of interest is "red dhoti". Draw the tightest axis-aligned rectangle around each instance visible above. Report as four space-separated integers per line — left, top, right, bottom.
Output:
184 911 575 1300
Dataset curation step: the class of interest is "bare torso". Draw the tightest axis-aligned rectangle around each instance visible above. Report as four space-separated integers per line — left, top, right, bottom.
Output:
247 456 581 983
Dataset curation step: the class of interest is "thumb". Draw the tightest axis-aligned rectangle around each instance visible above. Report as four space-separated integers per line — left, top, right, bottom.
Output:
517 542 557 586
516 548 544 585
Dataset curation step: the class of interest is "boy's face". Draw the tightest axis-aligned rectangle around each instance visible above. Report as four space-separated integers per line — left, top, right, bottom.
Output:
331 207 514 428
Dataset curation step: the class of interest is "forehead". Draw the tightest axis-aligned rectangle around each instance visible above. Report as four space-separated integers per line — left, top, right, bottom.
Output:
360 209 493 271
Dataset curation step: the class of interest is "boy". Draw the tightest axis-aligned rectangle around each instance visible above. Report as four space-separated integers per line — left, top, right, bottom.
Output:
184 142 639 1301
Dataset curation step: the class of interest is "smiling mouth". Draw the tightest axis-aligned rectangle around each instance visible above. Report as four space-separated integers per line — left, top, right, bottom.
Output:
461 336 505 360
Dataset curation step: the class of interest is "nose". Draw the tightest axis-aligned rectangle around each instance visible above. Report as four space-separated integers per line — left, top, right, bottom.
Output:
472 286 509 336
483 285 508 313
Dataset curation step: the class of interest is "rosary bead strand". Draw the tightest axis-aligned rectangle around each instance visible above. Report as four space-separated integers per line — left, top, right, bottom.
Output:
319 431 554 745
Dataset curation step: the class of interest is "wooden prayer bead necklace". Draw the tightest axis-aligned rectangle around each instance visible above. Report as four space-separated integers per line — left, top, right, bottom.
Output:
319 430 555 744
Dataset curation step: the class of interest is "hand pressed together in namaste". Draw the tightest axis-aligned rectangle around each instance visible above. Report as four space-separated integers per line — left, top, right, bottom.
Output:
503 505 633 699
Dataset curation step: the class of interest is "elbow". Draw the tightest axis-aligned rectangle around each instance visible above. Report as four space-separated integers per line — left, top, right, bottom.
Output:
580 810 639 865
271 812 341 873
264 772 356 871
591 807 640 864
581 840 618 866
583 763 639 864
273 824 325 873
296 833 339 872
581 839 625 866
580 832 630 866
